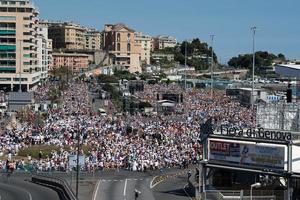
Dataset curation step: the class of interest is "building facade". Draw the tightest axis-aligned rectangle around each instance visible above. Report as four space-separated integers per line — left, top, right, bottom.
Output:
47 22 85 50
37 24 52 83
103 23 141 73
84 29 101 51
153 35 177 50
134 32 151 65
52 52 89 73
0 0 44 91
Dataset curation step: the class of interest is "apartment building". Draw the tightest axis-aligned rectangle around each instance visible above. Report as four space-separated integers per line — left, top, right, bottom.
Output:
103 23 141 73
153 35 177 50
52 52 89 73
37 24 52 82
0 0 43 91
47 21 85 50
135 32 151 65
84 29 101 51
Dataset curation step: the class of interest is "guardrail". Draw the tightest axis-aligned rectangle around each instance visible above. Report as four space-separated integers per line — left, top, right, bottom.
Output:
204 190 276 200
150 169 190 188
32 174 77 200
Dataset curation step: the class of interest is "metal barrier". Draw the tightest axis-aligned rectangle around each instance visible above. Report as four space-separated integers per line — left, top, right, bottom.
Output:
204 190 276 200
32 174 77 200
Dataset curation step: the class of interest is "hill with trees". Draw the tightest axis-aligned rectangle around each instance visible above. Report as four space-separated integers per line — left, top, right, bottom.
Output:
152 38 218 71
228 51 286 74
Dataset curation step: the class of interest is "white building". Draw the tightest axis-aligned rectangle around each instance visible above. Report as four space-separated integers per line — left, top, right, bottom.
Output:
37 24 52 83
134 32 151 65
275 63 300 79
153 35 177 50
0 0 43 91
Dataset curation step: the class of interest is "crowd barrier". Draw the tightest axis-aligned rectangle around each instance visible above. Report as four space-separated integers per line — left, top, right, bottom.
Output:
32 174 77 200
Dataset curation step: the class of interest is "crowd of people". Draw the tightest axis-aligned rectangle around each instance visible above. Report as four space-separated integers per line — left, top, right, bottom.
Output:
0 80 254 173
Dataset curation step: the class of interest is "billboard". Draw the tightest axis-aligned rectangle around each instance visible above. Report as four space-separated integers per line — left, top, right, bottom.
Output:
68 155 85 167
208 139 285 171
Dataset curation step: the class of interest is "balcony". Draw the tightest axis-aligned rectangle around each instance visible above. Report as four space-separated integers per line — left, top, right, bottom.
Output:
0 45 16 51
0 30 16 35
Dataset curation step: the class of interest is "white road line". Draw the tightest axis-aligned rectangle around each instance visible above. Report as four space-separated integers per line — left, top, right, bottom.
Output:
24 189 32 200
92 180 101 200
183 183 193 200
123 178 128 199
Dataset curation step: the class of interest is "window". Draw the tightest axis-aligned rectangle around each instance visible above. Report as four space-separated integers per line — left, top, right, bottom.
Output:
127 43 131 52
8 8 17 12
117 33 120 42
117 43 120 51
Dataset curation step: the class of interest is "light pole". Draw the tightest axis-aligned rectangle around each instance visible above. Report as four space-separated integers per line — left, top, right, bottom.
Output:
18 40 22 92
184 40 187 90
250 182 261 200
251 27 257 111
210 35 215 99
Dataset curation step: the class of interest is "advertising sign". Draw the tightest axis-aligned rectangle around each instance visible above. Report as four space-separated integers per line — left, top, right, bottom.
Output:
68 155 85 167
208 140 285 171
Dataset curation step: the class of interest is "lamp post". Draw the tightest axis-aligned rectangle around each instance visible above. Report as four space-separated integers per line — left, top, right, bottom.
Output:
251 27 257 111
210 35 215 99
184 40 187 91
250 182 261 200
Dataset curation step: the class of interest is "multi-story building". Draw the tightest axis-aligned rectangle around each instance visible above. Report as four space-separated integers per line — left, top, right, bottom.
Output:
47 22 85 50
84 29 101 51
103 23 141 73
153 35 177 51
0 0 43 91
134 32 151 65
52 52 89 73
37 24 52 83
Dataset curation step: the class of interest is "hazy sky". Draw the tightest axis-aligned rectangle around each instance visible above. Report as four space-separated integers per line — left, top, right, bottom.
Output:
33 0 300 63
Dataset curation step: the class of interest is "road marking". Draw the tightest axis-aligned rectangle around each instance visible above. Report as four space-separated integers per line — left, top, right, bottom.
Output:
92 180 101 200
100 178 143 182
183 183 193 200
24 189 32 200
123 179 128 199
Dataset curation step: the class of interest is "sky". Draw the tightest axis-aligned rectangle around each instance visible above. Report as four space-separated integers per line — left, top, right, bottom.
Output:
33 0 300 64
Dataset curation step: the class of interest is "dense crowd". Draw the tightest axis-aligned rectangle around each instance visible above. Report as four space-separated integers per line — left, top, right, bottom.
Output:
0 80 254 172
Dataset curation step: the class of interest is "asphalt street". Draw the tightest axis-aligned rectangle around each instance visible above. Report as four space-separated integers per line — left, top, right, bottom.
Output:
152 173 193 200
0 168 195 200
0 174 60 200
90 169 194 200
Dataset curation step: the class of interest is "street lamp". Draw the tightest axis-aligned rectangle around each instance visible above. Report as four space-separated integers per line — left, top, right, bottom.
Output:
250 182 261 200
184 40 187 91
210 35 215 99
251 27 257 111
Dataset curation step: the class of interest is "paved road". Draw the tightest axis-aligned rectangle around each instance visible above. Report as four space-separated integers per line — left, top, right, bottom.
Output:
0 174 60 200
91 169 194 200
153 173 193 200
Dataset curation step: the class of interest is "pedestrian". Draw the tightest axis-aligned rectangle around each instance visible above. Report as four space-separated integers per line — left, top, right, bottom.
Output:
134 189 141 200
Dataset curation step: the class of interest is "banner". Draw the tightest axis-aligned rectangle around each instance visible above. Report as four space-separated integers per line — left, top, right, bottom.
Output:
68 155 85 167
208 140 285 171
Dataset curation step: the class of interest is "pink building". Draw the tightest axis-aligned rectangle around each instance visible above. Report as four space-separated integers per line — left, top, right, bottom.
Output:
52 53 89 72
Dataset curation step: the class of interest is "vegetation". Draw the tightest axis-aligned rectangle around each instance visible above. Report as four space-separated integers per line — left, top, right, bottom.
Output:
47 86 61 103
49 66 73 90
151 38 218 71
228 51 286 74
18 145 70 159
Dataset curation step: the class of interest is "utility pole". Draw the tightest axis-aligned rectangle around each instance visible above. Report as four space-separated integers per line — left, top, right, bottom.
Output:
19 40 22 92
210 35 215 99
251 27 257 111
184 40 187 90
76 118 80 198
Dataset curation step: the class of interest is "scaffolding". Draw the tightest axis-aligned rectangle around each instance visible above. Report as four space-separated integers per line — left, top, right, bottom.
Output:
256 103 300 132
